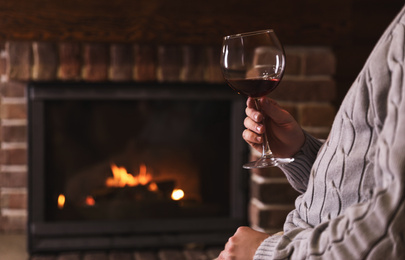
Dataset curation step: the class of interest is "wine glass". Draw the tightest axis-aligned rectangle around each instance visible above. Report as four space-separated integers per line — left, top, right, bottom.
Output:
220 29 294 169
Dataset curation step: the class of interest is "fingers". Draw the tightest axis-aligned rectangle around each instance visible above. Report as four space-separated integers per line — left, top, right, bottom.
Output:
244 116 264 134
245 106 263 123
244 97 265 151
242 129 263 153
242 128 262 144
246 97 256 108
243 115 264 146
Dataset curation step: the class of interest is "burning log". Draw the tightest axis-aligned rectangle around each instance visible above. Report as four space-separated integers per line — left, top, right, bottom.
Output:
91 180 176 202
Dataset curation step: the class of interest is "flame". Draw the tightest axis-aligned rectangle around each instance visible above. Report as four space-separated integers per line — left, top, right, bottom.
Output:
106 163 152 187
85 196 96 206
171 189 184 200
105 163 185 201
148 182 158 192
58 194 65 209
138 164 150 185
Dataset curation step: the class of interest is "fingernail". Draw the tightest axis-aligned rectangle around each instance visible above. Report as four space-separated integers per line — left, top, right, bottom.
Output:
256 125 262 132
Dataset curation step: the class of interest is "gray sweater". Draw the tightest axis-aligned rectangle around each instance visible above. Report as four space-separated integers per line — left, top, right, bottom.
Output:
254 5 405 259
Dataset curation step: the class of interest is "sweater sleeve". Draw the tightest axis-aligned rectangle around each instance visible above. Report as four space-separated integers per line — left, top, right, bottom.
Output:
279 131 324 193
253 133 324 259
254 5 405 259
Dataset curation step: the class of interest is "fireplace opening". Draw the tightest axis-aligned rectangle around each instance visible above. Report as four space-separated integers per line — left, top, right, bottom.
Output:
28 82 248 253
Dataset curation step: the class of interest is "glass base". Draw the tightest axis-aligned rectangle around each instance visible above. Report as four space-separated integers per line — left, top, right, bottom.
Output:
243 156 294 169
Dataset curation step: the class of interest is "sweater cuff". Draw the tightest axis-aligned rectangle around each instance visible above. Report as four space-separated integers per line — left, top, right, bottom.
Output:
279 131 324 193
254 233 283 260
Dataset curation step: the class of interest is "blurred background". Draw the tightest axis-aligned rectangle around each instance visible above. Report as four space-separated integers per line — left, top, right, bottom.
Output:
0 0 404 259
0 0 403 103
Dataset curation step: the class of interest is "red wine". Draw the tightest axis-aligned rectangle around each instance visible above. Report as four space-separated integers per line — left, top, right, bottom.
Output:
226 78 280 98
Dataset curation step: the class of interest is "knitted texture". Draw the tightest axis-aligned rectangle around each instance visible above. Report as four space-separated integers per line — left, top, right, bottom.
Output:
254 5 405 259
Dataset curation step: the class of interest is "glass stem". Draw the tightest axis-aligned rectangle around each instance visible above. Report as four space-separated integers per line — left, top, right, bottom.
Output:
254 98 274 158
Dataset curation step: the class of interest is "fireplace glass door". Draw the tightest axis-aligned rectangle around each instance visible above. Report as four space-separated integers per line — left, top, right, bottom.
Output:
28 82 248 253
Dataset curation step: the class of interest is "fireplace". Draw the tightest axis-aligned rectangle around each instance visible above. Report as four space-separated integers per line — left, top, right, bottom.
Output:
0 40 337 259
27 81 248 253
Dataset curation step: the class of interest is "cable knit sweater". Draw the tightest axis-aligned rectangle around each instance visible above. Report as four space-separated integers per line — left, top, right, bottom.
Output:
254 5 405 259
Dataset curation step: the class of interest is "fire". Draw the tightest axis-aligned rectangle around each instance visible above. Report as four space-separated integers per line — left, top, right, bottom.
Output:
85 196 96 206
58 194 65 209
105 162 185 201
171 189 185 200
106 163 152 187
148 182 158 192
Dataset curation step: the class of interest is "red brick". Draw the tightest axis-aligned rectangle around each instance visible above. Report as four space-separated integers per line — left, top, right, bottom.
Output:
1 125 27 142
82 43 109 81
304 48 336 76
299 103 336 127
1 192 27 209
57 253 81 260
32 42 58 80
249 203 292 230
0 148 27 164
0 81 26 97
109 252 133 260
206 249 222 260
109 44 134 81
204 46 224 83
58 42 81 80
251 181 300 204
0 171 27 188
158 250 184 260
134 251 159 260
0 47 6 76
31 256 56 260
0 215 26 233
157 45 182 82
271 78 336 102
284 49 302 75
6 41 32 81
0 103 27 119
183 249 209 260
83 252 108 260
181 45 204 82
134 44 157 81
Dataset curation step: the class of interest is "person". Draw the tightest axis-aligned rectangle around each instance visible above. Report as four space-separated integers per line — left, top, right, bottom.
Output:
217 4 405 260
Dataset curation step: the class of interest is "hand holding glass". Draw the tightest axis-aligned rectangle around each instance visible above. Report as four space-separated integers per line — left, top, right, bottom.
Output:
220 29 294 168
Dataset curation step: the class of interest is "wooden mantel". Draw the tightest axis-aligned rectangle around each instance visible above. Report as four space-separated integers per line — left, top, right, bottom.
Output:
0 0 351 45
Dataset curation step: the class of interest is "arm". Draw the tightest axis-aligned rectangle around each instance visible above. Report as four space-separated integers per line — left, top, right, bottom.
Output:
279 132 324 193
218 98 322 260
243 97 323 192
256 6 405 258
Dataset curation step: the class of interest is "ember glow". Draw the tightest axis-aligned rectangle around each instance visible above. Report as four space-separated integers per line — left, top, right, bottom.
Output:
106 163 152 187
171 189 185 200
85 196 96 206
148 182 158 192
58 194 65 209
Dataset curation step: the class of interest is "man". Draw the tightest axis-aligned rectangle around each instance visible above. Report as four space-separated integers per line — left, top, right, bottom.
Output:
218 4 405 259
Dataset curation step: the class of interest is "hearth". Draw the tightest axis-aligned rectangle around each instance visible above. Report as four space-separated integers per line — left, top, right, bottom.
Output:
27 81 248 253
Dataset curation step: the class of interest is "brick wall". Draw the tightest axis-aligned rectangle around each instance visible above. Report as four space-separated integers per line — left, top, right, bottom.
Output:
0 41 336 233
